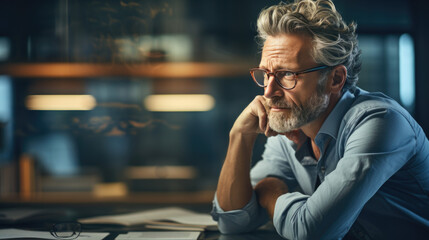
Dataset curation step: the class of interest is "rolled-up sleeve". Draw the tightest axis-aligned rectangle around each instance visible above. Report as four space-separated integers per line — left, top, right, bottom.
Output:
211 191 269 234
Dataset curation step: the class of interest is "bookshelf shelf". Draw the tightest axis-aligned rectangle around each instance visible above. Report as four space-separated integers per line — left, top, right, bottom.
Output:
0 62 250 78
0 190 215 205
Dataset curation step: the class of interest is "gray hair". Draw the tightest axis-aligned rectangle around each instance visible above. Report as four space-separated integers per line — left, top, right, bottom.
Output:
257 0 361 92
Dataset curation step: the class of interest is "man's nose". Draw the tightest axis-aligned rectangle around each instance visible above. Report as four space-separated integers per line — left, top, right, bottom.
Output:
264 75 283 98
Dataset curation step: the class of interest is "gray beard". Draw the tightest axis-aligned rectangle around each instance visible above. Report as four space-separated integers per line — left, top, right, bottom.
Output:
268 91 329 133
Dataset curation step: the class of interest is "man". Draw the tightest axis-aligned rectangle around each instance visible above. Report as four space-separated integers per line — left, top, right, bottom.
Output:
211 0 429 239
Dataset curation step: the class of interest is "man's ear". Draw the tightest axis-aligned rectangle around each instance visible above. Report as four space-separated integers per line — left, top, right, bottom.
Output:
329 65 347 94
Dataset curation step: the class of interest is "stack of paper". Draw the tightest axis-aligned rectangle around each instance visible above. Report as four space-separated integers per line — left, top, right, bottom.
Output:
78 207 218 231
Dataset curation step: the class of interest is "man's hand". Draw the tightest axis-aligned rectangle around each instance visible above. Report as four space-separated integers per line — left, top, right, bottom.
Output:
231 95 278 137
254 177 289 219
217 96 295 211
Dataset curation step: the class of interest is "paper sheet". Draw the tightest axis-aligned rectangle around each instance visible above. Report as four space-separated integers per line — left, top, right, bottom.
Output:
0 228 109 240
0 209 45 221
115 231 201 240
79 207 217 228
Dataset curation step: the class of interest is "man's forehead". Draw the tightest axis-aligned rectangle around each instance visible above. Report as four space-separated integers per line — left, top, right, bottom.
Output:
261 34 313 66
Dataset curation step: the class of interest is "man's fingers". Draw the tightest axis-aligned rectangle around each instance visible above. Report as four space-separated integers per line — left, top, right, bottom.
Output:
240 95 276 135
265 126 278 137
258 107 267 132
253 96 268 132
254 96 281 137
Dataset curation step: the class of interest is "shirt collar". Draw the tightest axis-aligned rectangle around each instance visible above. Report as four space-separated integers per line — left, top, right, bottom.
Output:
317 90 356 141
294 137 318 165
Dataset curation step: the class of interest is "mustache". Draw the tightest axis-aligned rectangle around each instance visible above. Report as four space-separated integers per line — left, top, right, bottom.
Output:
267 97 294 109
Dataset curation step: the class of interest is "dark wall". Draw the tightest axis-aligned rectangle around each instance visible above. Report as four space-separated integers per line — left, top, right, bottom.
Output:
413 1 429 135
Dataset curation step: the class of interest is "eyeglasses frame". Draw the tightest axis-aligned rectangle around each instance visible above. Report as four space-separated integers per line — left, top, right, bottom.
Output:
50 222 82 240
250 65 330 90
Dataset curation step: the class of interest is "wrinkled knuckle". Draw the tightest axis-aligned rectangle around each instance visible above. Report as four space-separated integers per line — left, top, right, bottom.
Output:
253 96 260 102
255 95 264 101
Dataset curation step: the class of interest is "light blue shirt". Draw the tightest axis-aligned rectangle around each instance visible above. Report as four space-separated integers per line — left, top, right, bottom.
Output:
211 88 429 240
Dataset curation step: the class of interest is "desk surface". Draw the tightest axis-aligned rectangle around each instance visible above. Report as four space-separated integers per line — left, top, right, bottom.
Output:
0 205 284 240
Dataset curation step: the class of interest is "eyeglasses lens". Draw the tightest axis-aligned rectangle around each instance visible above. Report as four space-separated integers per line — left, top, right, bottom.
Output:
252 70 267 87
51 222 81 239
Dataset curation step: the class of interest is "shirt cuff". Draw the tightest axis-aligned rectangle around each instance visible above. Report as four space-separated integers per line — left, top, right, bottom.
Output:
211 191 268 234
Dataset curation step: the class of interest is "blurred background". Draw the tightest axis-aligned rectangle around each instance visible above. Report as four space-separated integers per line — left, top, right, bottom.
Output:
0 0 428 204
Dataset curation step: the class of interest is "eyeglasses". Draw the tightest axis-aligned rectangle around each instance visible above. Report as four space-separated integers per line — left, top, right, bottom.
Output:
250 65 329 90
50 222 81 239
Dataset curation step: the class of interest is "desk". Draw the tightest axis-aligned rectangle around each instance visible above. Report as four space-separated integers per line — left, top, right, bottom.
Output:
0 206 284 240
0 226 283 240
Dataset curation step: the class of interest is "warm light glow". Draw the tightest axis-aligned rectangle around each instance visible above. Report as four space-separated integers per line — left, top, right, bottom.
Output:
144 94 215 112
26 95 96 111
93 182 128 197
126 166 197 179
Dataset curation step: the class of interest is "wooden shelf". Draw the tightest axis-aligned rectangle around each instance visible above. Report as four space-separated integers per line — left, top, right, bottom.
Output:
0 190 215 205
0 62 250 78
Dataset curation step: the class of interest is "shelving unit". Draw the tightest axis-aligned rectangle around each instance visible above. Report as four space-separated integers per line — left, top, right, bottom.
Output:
0 190 215 205
0 62 251 78
0 62 250 205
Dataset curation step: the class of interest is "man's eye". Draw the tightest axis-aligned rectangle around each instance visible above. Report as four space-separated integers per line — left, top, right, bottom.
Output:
277 71 293 78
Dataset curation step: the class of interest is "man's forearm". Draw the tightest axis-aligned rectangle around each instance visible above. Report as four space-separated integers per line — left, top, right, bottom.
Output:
216 131 258 211
254 177 289 219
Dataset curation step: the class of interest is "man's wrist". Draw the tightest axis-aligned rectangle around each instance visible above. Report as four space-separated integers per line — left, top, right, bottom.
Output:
229 128 258 146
